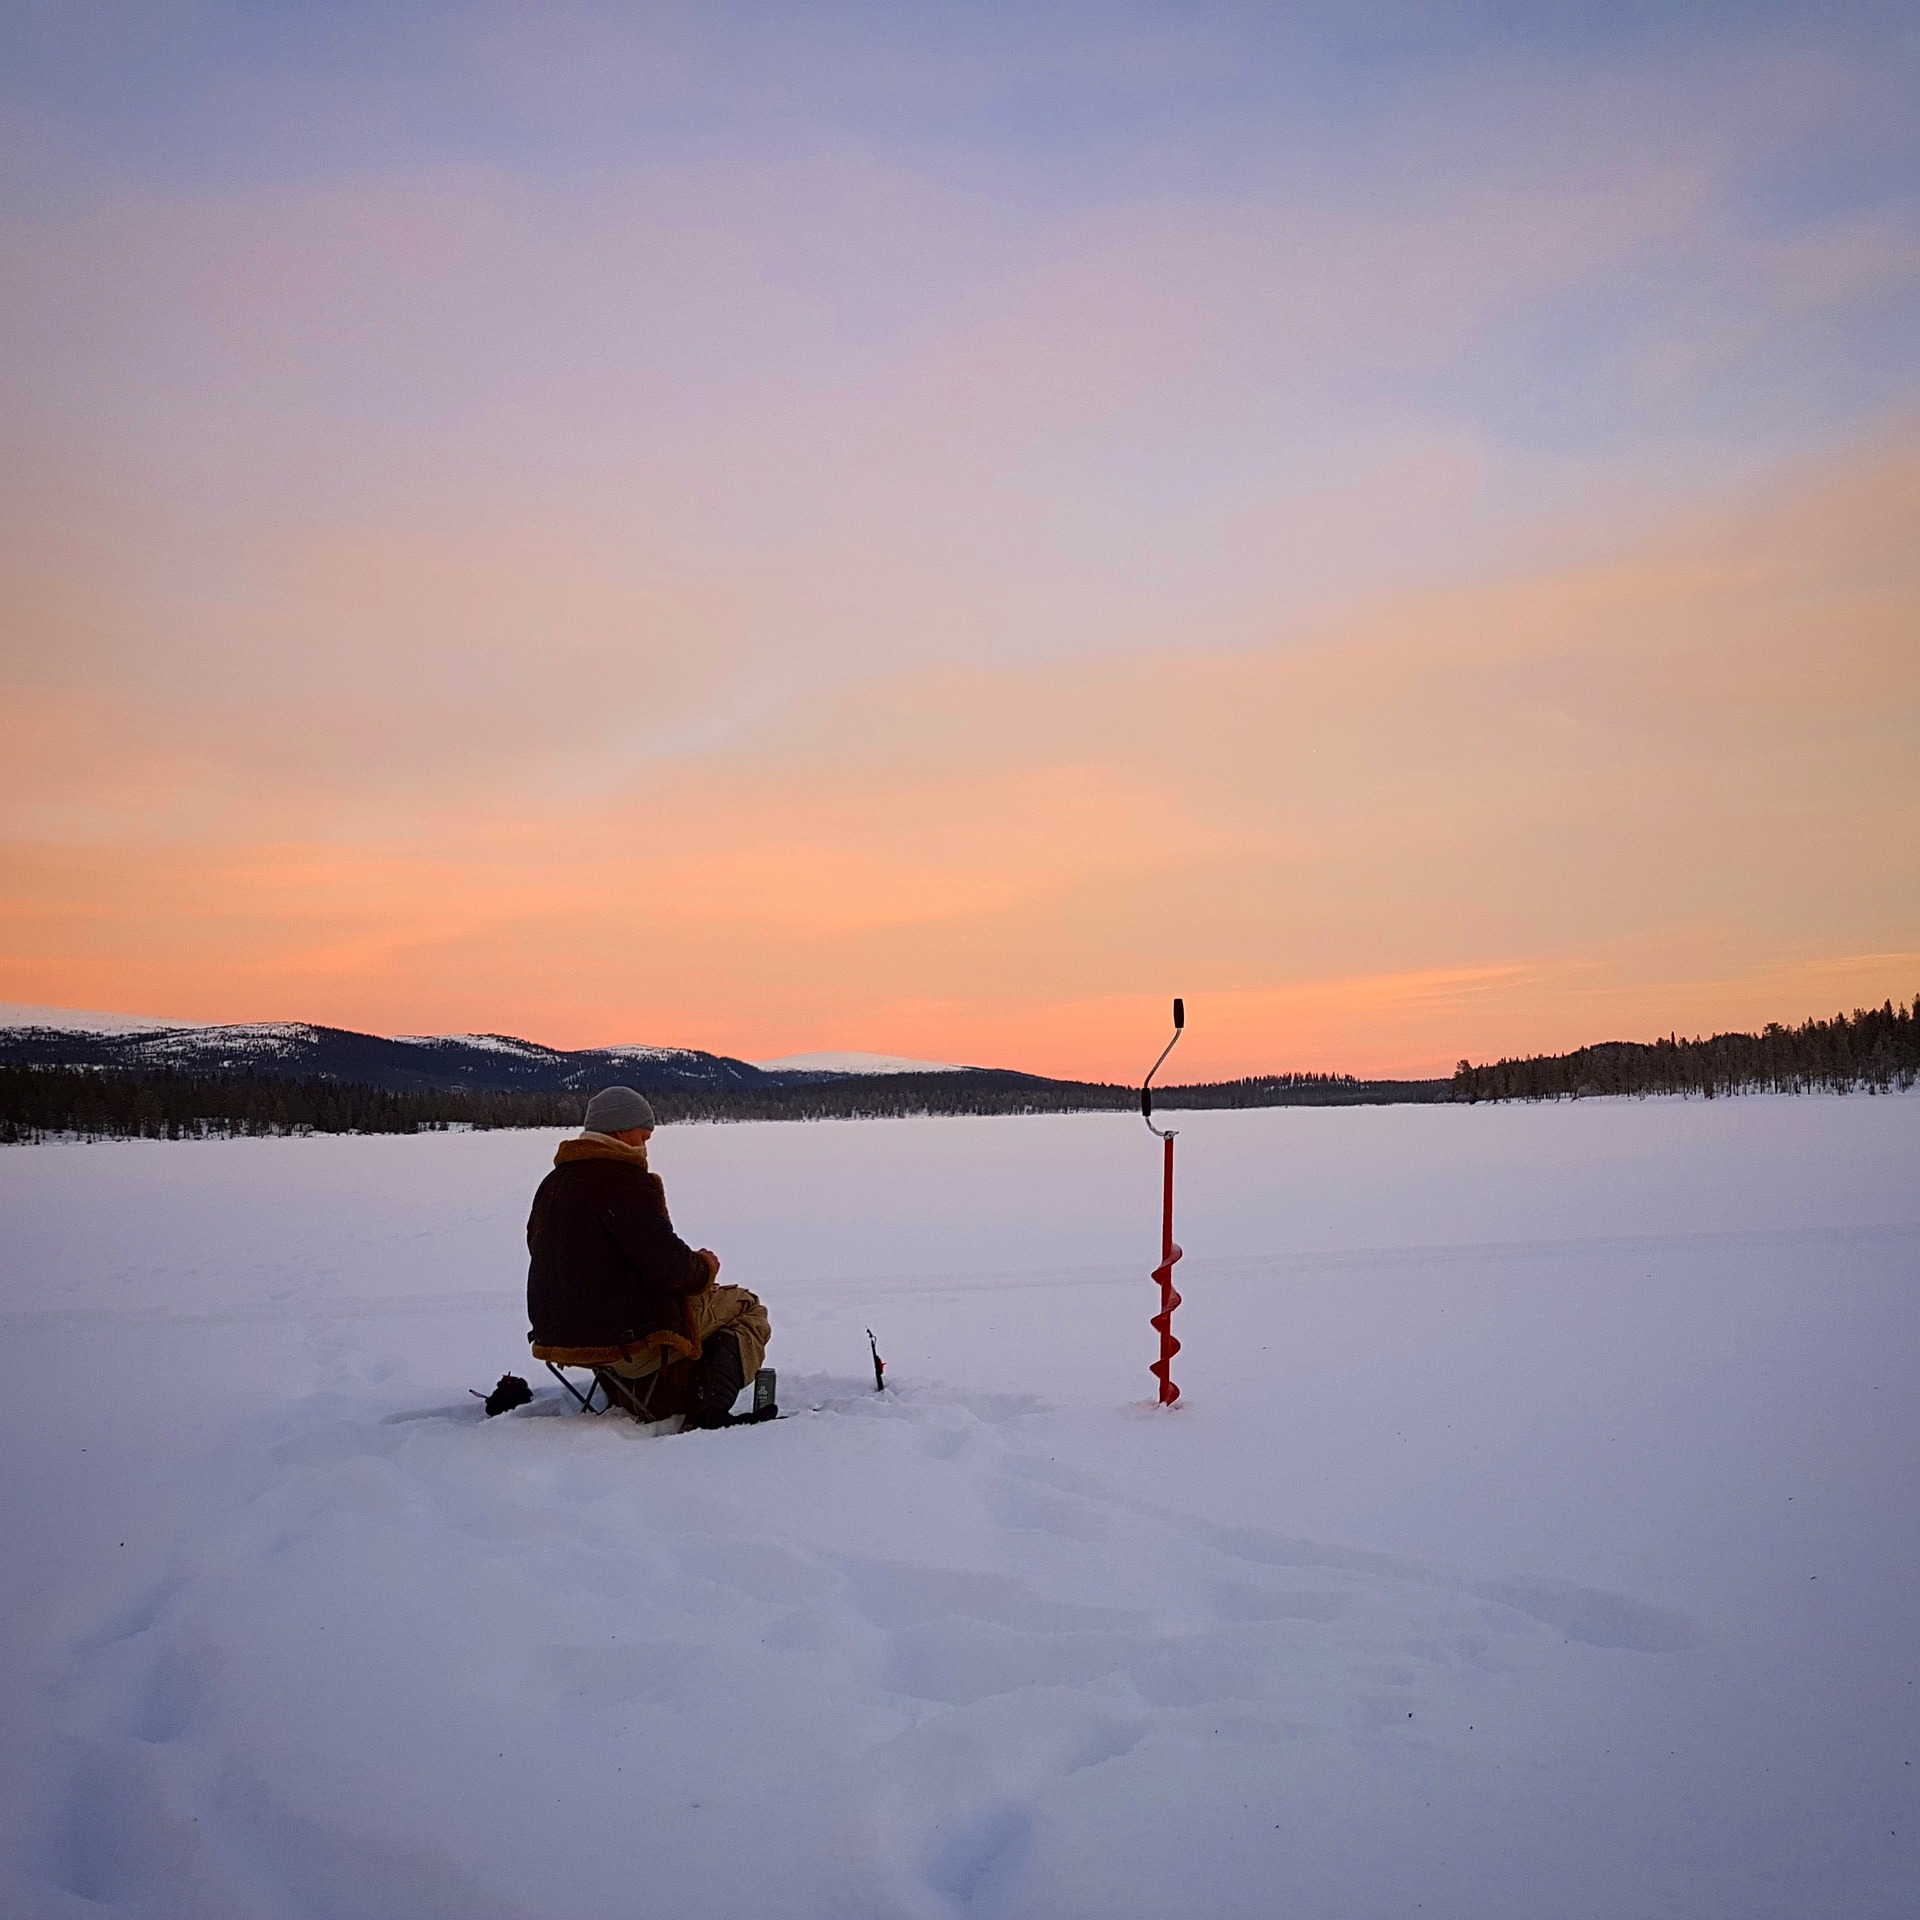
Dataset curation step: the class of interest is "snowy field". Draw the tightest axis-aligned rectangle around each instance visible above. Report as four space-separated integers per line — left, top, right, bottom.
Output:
2 1097 1916 1919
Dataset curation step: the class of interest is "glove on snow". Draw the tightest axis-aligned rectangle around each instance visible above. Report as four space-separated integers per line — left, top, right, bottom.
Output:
482 1373 533 1417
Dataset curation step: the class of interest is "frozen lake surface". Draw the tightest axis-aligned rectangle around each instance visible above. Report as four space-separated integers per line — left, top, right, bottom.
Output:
2 1096 1915 1918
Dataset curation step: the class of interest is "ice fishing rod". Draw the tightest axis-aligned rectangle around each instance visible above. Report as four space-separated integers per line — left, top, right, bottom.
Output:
1140 997 1185 1406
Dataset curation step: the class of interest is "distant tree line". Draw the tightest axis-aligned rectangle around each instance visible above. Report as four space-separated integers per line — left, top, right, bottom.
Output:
650 1071 1135 1124
1 1062 1450 1142
1452 998 1920 1103
0 1068 587 1144
647 1069 1447 1123
1154 1072 1449 1110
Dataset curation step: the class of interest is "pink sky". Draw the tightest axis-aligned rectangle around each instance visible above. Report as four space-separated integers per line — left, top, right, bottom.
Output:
2 7 1917 1077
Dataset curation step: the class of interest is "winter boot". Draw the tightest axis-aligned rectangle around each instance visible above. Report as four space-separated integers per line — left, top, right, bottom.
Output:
681 1331 746 1430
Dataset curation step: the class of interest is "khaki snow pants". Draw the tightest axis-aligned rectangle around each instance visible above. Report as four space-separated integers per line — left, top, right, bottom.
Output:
604 1285 771 1383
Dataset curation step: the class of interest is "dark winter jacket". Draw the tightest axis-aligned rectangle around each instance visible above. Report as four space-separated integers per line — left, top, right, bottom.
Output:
526 1134 711 1349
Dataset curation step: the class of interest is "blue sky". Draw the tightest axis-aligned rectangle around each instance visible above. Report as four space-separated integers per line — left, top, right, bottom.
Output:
7 3 1917 464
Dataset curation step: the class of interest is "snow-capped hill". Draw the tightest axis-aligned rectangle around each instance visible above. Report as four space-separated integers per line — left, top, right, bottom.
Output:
587 1044 705 1065
394 1033 561 1062
139 1022 327 1056
0 1003 208 1035
0 1014 782 1096
1 1008 997 1098
754 1050 965 1077
571 1043 770 1092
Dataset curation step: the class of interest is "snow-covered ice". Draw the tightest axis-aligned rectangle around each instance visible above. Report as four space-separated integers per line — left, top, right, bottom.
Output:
2 1097 1915 1918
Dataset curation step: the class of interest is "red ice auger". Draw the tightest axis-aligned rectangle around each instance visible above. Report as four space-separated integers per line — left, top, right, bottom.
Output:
1140 997 1185 1406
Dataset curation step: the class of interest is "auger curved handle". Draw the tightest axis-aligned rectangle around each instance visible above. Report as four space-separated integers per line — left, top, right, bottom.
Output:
1141 996 1185 1139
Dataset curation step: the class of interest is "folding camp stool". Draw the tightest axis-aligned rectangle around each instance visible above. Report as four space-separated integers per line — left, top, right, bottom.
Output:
529 1336 691 1420
530 1336 775 1424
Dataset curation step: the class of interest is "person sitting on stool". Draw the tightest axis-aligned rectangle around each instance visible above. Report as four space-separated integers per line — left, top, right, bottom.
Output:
526 1085 771 1427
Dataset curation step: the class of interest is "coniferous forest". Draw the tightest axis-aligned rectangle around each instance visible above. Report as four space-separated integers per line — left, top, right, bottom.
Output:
0 1070 587 1144
1451 998 1919 1102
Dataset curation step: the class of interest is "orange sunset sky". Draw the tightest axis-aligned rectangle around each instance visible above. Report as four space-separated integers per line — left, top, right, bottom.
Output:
3 4 1917 1081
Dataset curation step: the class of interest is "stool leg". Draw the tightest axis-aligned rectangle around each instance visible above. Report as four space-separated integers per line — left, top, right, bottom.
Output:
544 1361 597 1413
595 1367 661 1422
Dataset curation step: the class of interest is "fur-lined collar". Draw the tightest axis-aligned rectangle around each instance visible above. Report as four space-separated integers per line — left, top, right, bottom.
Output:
554 1131 650 1170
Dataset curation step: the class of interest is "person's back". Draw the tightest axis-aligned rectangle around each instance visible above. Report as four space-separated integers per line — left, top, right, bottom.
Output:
527 1086 772 1426
526 1127 708 1349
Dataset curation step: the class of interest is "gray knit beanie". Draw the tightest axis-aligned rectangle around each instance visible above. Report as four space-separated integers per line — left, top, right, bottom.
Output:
583 1085 656 1134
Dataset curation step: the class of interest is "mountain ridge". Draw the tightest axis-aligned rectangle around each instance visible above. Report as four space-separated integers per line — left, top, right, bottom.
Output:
0 1006 1455 1126
0 1017 806 1095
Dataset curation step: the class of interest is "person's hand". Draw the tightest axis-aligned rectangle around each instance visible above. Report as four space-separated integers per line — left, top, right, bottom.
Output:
696 1248 721 1285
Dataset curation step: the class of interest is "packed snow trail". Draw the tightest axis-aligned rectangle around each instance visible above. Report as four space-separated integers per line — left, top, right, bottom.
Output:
3 1099 1917 1917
